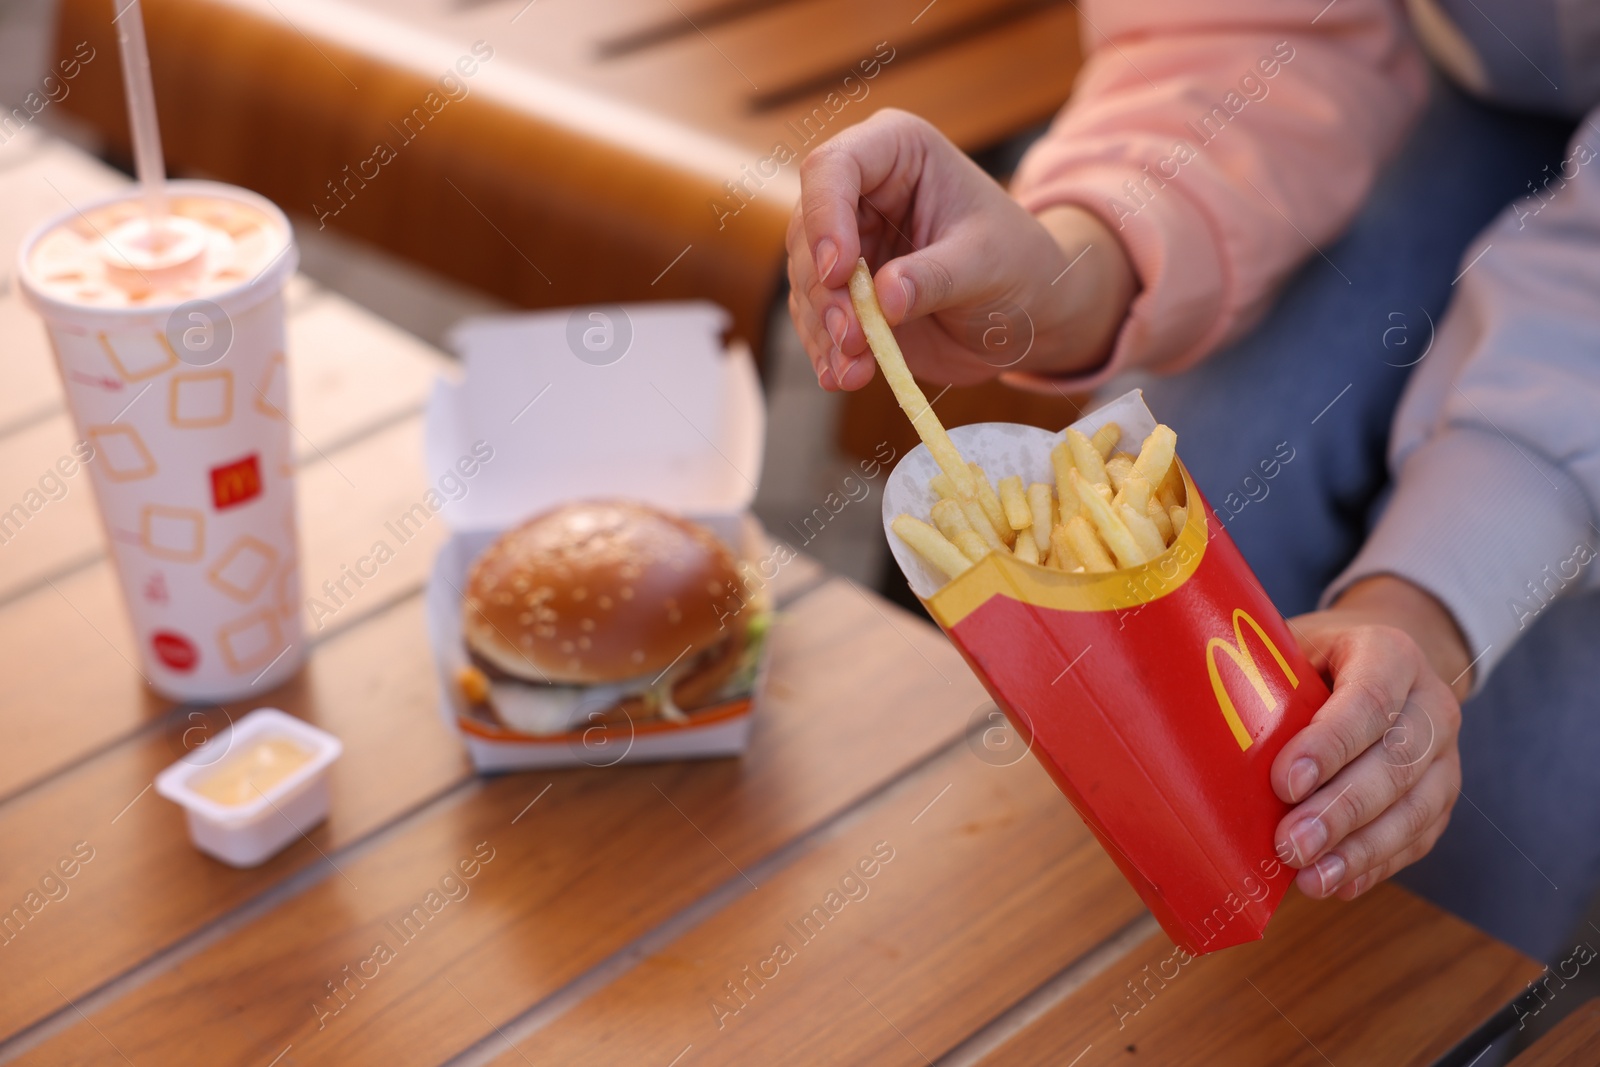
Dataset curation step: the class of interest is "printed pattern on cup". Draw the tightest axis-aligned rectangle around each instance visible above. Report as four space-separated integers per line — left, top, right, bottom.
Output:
86 424 157 482
217 609 285 674
253 353 288 419
206 536 279 602
169 370 234 429
99 330 178 382
141 505 206 562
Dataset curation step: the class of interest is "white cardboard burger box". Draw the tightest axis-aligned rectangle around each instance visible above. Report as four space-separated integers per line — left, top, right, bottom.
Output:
424 301 770 771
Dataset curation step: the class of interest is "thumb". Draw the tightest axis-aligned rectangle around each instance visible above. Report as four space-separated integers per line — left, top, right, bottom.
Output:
874 245 965 326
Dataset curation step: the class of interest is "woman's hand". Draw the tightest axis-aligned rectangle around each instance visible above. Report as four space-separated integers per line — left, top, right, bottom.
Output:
785 108 1136 391
1272 576 1471 900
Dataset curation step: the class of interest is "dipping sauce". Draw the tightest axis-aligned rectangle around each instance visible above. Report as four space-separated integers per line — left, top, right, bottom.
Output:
192 736 314 807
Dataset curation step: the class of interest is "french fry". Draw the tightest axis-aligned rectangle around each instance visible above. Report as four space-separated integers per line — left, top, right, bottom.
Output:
1072 469 1146 568
1066 428 1109 486
1104 454 1135 493
895 410 1188 586
892 515 971 579
1133 425 1178 491
998 475 1031 531
953 530 991 563
1027 482 1053 553
1157 460 1184 508
1090 422 1121 459
963 498 1006 551
1049 522 1083 571
1119 502 1167 559
1147 496 1174 542
1063 515 1115 572
1050 441 1081 523
969 463 1014 546
1115 474 1151 514
930 498 973 543
849 260 975 497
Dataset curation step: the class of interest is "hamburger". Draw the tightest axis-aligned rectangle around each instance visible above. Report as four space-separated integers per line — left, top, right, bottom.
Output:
455 500 760 735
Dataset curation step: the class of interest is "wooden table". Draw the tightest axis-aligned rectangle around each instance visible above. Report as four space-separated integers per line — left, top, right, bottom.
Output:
0 131 1543 1067
1508 998 1600 1066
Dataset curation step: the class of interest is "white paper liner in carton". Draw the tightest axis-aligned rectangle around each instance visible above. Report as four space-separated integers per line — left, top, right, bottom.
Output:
424 302 768 771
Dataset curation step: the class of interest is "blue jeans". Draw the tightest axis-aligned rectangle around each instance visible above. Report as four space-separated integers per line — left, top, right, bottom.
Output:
1114 78 1590 963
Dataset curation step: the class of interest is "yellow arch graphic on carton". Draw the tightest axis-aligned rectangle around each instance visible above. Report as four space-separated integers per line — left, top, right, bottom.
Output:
1207 608 1299 750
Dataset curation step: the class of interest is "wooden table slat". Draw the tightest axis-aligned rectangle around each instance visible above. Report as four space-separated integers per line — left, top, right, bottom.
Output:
10 578 983 1063
1509 997 1600 1066
975 886 1542 1067
612 0 1053 113
491 741 1146 1066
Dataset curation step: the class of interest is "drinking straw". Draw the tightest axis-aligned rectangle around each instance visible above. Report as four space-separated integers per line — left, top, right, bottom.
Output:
113 0 168 228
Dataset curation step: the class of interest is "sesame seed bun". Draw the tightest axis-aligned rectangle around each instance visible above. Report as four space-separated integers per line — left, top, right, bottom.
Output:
462 500 741 685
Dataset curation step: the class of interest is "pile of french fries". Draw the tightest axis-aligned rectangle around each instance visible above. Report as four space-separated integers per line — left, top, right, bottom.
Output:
847 259 1188 584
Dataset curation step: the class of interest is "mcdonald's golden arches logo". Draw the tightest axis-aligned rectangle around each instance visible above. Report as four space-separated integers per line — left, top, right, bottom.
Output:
1207 608 1299 750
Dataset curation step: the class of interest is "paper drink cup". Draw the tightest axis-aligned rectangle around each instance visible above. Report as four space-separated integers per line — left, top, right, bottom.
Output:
883 390 1329 954
18 181 303 702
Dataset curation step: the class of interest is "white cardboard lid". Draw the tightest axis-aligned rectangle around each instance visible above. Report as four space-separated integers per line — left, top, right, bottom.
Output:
154 707 342 827
428 301 765 533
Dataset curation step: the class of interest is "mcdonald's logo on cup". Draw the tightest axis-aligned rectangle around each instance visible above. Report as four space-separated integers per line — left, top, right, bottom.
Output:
210 453 262 511
1207 608 1300 751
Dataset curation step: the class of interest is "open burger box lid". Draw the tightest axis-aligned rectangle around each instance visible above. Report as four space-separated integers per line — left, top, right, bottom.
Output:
423 302 769 771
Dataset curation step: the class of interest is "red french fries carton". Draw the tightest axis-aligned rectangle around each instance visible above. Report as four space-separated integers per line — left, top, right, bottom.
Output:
882 390 1329 953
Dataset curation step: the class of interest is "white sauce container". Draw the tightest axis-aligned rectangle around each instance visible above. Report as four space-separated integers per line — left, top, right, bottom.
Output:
155 707 342 867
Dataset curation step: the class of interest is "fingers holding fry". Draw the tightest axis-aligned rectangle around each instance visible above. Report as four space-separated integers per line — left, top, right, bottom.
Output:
849 259 975 498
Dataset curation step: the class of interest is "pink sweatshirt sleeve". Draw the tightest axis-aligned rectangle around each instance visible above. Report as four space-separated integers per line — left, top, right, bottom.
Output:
1007 0 1427 391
